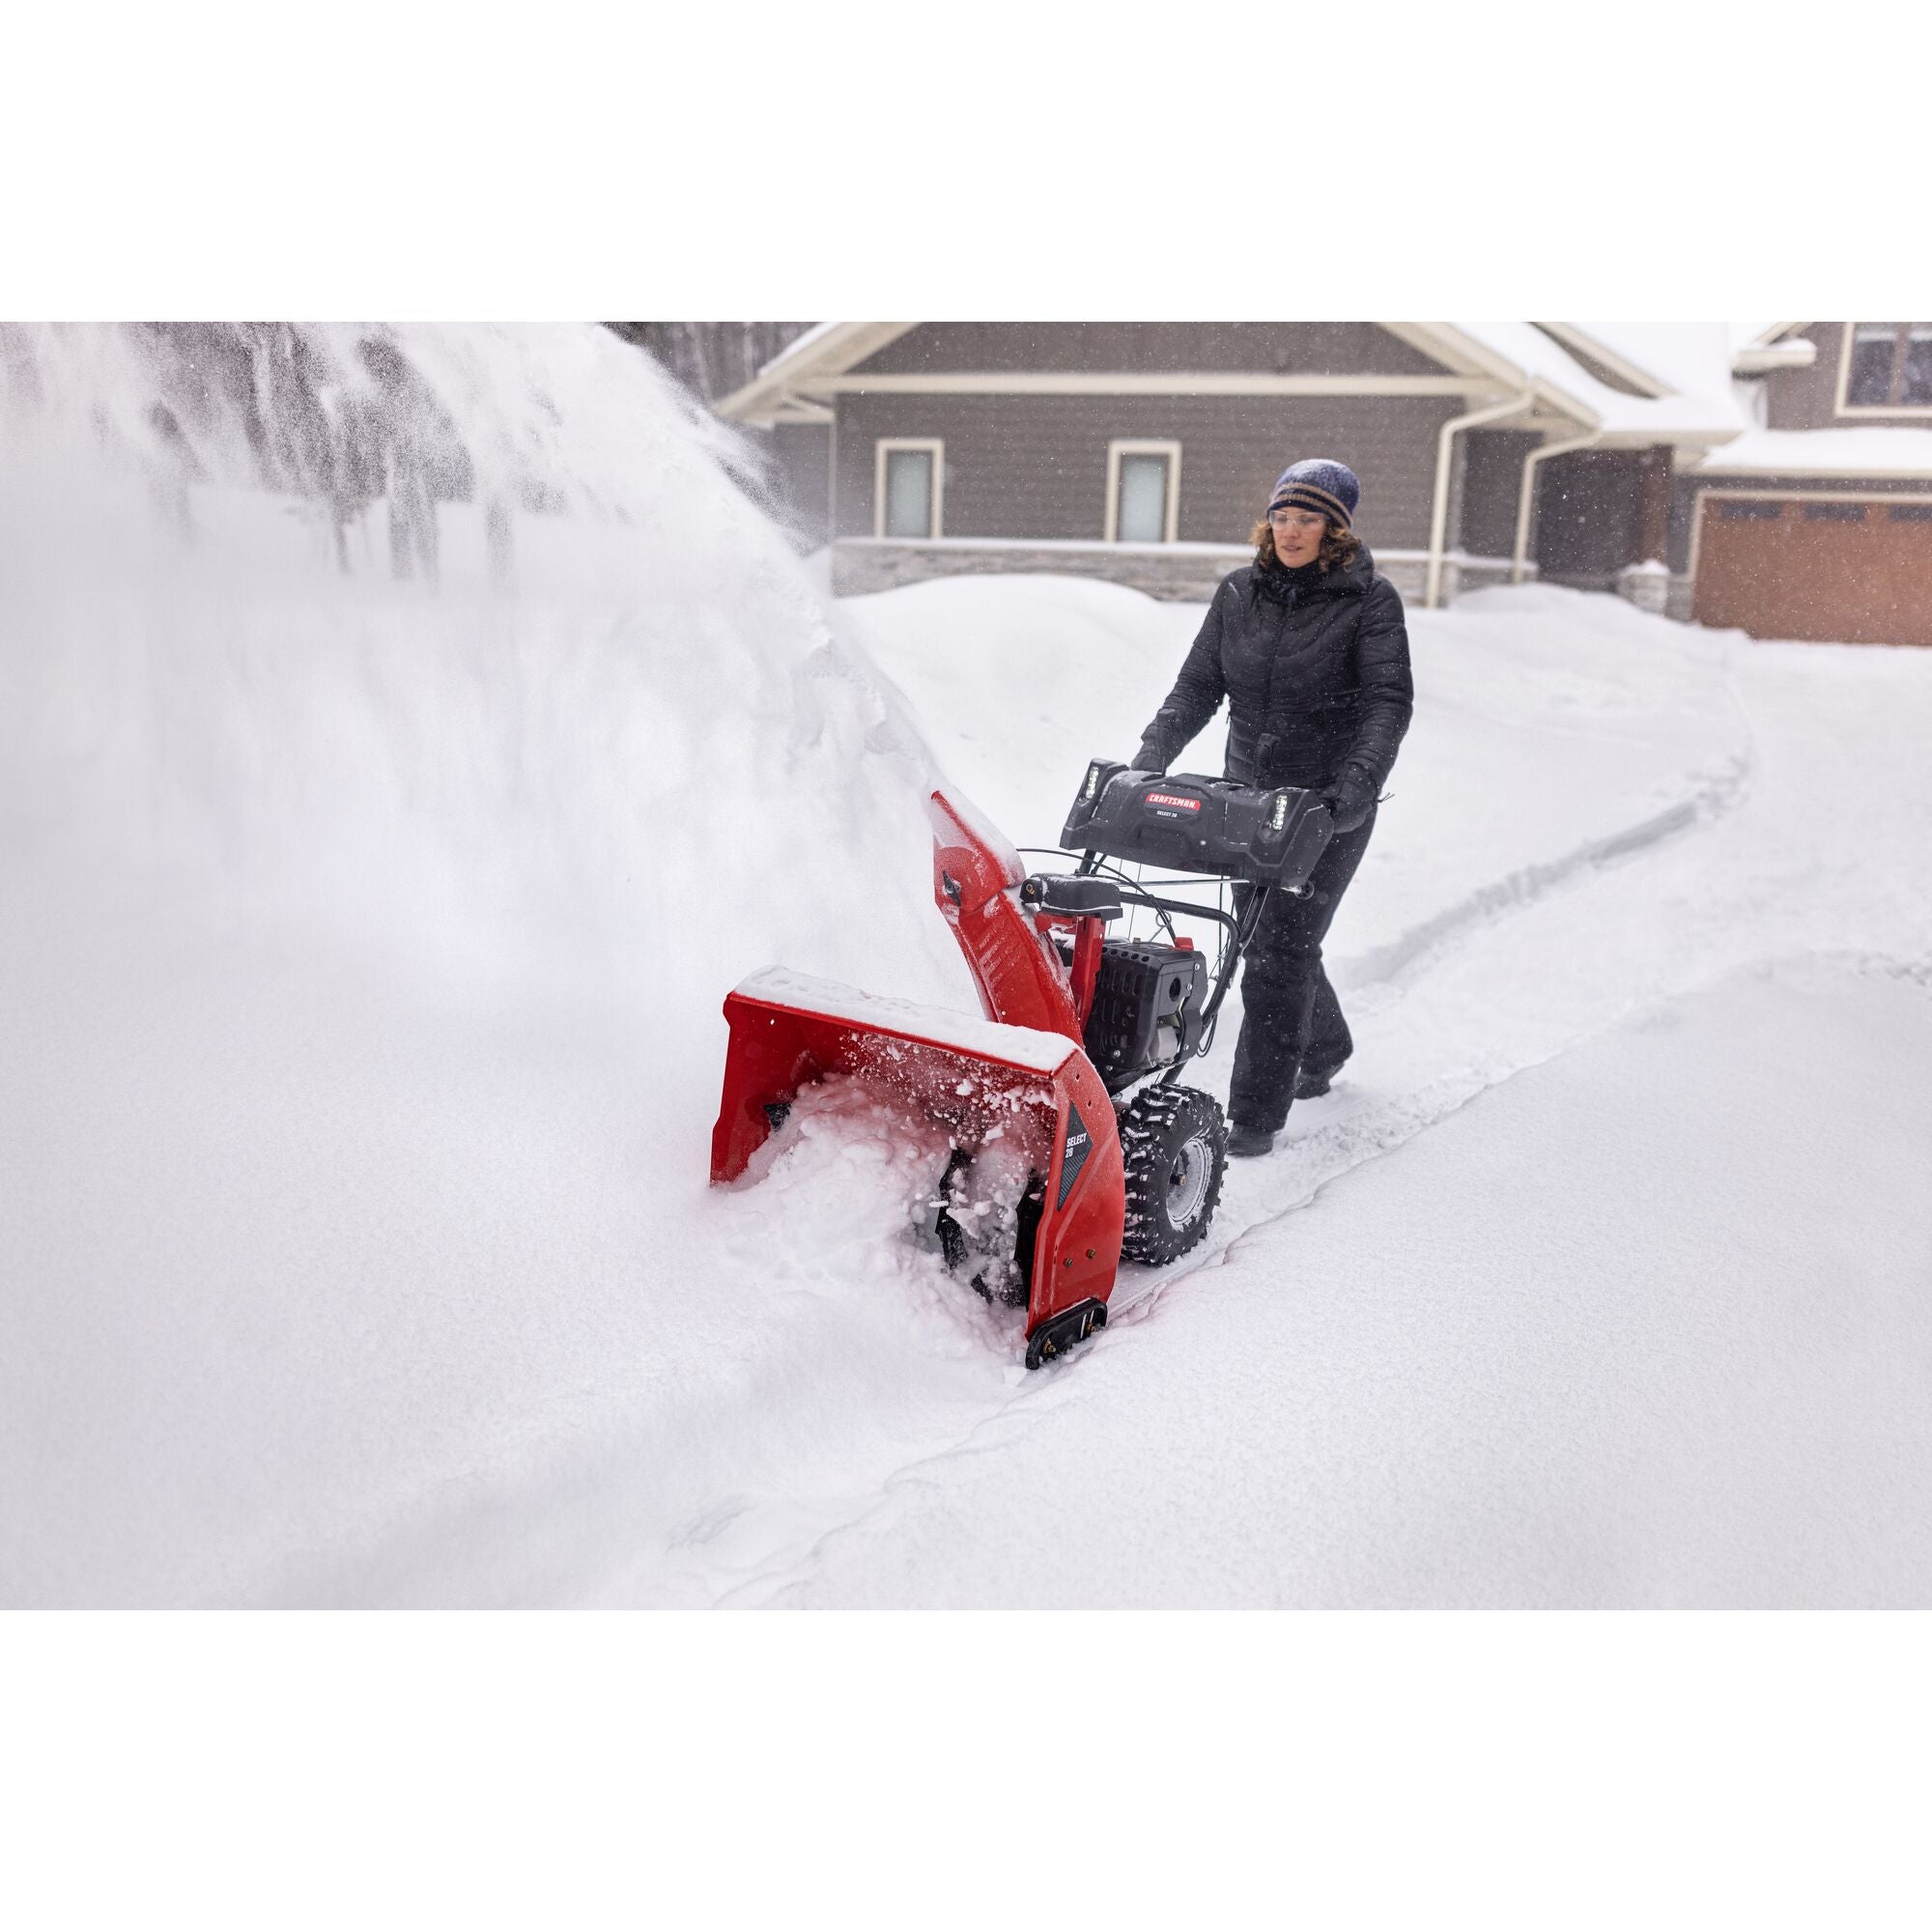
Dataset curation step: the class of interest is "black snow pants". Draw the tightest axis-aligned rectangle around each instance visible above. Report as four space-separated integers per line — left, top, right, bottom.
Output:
1228 806 1377 1133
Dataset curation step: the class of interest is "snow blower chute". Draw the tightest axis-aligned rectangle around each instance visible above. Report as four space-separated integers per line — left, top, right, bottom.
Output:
712 766 1333 1368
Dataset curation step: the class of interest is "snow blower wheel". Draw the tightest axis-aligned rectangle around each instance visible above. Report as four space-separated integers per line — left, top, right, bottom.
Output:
1119 1085 1227 1264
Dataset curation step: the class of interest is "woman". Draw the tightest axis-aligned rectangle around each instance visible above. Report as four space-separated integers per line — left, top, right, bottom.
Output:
1130 459 1413 1157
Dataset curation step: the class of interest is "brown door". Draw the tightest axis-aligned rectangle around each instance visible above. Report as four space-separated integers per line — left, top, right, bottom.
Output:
1693 497 1932 645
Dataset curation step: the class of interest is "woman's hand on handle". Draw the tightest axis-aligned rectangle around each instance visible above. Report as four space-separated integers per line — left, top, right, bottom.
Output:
1322 764 1378 835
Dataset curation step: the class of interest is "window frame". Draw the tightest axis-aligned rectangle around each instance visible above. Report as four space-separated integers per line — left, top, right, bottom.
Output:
1833 323 1932 417
873 438 945 540
1104 439 1182 544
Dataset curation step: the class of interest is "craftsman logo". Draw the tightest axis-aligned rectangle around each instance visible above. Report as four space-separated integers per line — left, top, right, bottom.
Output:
1057 1102 1094 1208
1145 791 1202 813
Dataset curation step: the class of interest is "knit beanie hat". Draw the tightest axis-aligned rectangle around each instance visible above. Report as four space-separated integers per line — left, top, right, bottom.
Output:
1268 459 1361 530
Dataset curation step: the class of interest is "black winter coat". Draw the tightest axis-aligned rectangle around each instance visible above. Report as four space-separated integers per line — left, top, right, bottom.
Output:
1136 547 1414 793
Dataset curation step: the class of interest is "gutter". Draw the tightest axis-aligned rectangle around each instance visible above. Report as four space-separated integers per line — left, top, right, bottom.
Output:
1512 428 1605 583
1732 340 1817 375
1425 389 1534 609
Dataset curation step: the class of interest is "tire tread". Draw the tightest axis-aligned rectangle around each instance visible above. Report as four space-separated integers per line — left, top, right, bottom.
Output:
1119 1084 1228 1264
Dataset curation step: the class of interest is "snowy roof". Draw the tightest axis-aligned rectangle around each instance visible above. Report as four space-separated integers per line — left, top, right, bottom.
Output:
719 321 1756 449
1577 322 1754 421
1436 322 1750 442
717 323 915 425
1690 426 1932 478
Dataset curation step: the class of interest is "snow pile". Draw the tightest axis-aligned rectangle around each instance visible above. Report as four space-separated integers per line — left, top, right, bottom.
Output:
0 325 971 1605
0 325 961 1027
840 571 1750 975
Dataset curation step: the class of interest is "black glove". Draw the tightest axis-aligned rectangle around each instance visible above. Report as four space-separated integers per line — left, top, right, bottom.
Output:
1129 741 1167 775
1322 765 1379 835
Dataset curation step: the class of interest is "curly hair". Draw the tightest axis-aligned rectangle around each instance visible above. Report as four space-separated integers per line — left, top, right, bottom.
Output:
1250 516 1362 575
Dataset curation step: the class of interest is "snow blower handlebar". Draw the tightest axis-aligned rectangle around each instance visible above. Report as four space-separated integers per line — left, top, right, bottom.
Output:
1060 760 1335 890
1049 759 1334 1067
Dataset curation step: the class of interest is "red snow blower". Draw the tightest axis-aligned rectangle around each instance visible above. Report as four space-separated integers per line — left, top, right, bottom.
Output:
711 763 1333 1368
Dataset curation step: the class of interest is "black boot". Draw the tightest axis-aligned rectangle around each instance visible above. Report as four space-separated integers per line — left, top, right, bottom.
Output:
1227 1123 1276 1159
1293 1061 1344 1100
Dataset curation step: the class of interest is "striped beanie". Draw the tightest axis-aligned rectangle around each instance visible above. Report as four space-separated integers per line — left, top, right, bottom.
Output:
1268 459 1361 530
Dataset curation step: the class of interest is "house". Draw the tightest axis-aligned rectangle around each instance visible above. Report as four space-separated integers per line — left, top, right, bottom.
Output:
709 320 1932 647
1673 323 1932 646
712 322 1745 612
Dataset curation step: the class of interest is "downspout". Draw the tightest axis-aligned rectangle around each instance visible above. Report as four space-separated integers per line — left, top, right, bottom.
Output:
1512 427 1605 584
1425 388 1533 610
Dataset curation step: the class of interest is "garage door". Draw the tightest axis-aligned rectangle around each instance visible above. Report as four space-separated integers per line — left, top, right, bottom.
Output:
1693 496 1932 645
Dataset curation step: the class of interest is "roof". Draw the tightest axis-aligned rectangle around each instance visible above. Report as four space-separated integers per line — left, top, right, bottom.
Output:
717 320 1752 449
1427 321 1749 443
1690 426 1932 478
715 322 914 424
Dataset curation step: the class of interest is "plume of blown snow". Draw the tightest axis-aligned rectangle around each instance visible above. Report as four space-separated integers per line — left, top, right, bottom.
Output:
0 321 965 1149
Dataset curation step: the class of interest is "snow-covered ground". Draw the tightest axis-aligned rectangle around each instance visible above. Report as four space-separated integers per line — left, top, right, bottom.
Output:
5 329 1930 1608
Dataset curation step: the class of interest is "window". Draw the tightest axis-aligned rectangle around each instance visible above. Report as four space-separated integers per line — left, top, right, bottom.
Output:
1843 324 1932 410
874 440 943 539
1105 440 1180 543
1804 501 1866 522
1719 499 1782 520
1889 503 1932 522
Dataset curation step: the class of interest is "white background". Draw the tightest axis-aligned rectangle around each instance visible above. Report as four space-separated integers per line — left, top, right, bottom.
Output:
5 3 1928 1925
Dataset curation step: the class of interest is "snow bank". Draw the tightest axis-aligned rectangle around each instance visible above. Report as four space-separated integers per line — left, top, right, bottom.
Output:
0 325 974 1605
840 571 1751 979
837 571 1223 851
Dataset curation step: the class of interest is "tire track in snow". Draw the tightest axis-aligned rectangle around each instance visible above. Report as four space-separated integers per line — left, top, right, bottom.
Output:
1340 747 1752 992
1109 680 1761 1333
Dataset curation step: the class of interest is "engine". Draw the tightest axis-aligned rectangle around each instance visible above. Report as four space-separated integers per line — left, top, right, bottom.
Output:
1081 939 1208 1093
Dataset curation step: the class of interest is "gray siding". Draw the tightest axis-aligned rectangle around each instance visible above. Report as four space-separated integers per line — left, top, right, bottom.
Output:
833 392 1460 551
852 322 1450 378
1764 322 1932 430
761 422 832 546
1532 449 1648 581
1765 324 1846 429
1458 429 1539 559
